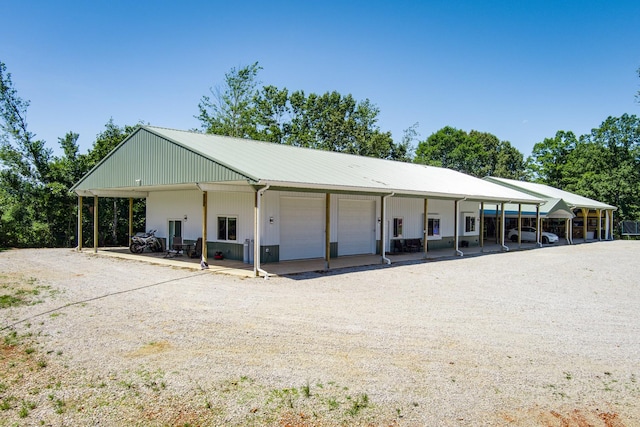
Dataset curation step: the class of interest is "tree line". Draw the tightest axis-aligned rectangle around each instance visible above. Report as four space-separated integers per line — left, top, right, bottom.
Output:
1 60 639 247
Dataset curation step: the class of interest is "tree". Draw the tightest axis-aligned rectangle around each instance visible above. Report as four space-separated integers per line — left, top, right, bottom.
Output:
252 85 290 144
196 63 410 161
84 120 141 246
414 126 468 169
566 115 640 222
196 62 262 138
0 61 54 246
414 127 525 178
526 130 578 187
636 66 640 104
531 115 640 225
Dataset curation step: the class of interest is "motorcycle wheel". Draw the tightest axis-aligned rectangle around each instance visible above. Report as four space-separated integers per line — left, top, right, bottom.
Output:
130 242 143 254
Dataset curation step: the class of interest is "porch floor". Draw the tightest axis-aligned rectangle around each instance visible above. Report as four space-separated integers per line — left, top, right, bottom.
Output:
86 237 588 278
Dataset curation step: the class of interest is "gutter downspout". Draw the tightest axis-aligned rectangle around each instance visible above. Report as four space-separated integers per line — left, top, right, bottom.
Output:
381 192 395 265
500 202 510 252
255 184 271 279
455 199 464 256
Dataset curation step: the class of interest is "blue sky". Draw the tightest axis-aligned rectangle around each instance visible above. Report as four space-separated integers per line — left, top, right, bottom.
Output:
2 1 639 157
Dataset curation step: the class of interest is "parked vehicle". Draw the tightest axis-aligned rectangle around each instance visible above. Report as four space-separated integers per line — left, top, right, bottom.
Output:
507 227 559 244
130 229 163 253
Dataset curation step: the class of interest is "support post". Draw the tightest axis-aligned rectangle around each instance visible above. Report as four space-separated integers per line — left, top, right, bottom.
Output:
423 198 429 258
536 205 541 247
77 196 83 251
518 203 522 247
128 198 133 245
380 196 384 261
495 205 499 244
325 193 330 270
479 202 484 252
597 209 602 241
93 196 99 253
454 200 463 256
610 209 615 240
202 191 208 263
582 208 589 241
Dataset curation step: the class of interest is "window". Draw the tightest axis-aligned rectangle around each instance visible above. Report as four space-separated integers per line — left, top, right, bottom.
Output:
428 218 440 238
217 216 237 241
393 217 403 238
465 215 476 233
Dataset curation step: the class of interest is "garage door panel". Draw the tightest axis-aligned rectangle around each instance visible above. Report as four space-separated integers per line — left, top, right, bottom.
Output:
280 197 324 260
338 199 375 256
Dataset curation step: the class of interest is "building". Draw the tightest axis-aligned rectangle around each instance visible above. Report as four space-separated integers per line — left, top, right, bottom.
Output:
71 126 545 276
483 177 617 243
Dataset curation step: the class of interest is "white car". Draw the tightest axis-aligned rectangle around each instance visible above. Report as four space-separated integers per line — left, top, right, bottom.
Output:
507 227 559 244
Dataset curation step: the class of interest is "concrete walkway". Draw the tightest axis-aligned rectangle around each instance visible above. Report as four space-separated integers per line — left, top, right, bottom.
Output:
84 236 596 278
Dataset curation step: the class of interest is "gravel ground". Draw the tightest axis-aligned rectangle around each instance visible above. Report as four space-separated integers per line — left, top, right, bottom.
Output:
1 241 639 426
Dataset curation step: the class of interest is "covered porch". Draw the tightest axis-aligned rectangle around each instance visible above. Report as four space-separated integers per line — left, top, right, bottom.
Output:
89 239 571 278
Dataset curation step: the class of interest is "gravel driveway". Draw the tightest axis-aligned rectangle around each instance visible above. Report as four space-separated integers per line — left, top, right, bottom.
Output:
1 241 639 426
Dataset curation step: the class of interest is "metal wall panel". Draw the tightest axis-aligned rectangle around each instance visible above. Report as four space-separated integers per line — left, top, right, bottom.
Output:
75 129 249 190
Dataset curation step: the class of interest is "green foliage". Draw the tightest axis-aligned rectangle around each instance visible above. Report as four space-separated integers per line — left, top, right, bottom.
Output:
196 62 411 161
0 61 144 248
414 126 526 178
527 114 640 224
197 62 263 138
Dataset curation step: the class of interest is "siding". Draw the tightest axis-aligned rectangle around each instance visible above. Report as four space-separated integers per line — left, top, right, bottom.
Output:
74 129 250 190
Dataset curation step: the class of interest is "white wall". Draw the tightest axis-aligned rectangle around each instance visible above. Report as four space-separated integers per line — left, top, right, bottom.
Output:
206 191 254 243
146 190 203 241
146 189 481 254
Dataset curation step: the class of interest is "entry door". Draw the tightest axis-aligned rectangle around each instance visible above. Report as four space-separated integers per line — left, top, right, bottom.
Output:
168 219 183 242
280 197 324 260
338 199 376 256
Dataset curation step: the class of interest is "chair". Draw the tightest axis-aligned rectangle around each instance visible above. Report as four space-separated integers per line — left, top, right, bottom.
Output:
189 238 202 258
392 239 404 253
405 239 420 252
165 236 188 257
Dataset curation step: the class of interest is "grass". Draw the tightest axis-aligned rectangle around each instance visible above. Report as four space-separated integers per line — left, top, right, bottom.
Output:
0 274 57 309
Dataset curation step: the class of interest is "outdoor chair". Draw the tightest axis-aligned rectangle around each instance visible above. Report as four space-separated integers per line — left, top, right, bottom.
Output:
165 236 191 258
405 239 420 252
392 239 404 253
190 237 202 259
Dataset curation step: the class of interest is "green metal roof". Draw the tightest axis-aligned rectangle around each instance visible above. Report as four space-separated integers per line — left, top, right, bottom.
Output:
483 177 617 211
484 198 576 219
72 126 544 204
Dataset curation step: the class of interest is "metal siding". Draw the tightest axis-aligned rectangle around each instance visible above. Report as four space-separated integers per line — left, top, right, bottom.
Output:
387 197 424 239
207 192 255 243
75 129 249 190
145 190 202 241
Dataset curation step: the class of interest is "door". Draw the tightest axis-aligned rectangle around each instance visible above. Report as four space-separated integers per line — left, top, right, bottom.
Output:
279 197 324 260
338 199 376 256
168 219 183 248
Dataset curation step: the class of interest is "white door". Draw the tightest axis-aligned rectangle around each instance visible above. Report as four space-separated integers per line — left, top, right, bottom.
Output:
338 199 376 256
280 197 325 260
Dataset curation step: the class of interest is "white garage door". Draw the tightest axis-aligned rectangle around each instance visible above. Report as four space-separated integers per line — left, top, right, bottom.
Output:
280 197 325 261
338 199 376 256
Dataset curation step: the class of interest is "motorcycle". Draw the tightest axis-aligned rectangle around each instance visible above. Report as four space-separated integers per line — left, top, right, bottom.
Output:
129 229 163 253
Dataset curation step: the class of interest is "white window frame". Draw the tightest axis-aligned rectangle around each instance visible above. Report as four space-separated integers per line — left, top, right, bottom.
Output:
463 212 477 236
217 215 238 241
427 216 442 240
393 217 403 238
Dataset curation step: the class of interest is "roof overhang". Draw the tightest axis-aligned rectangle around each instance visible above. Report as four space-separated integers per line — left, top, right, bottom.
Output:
74 189 149 198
